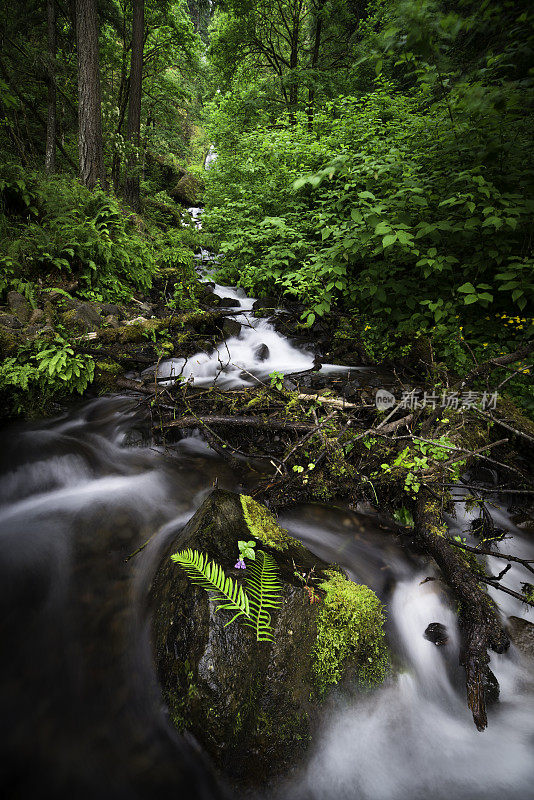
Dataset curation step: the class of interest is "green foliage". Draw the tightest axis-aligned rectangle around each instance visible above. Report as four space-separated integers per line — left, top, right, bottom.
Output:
313 570 388 696
393 506 415 528
269 370 285 390
171 547 282 641
204 0 534 386
0 172 164 301
237 540 257 561
379 435 465 497
171 548 251 625
243 550 283 642
0 336 95 415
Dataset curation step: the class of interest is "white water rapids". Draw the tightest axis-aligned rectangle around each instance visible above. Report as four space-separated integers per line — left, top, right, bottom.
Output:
0 200 533 799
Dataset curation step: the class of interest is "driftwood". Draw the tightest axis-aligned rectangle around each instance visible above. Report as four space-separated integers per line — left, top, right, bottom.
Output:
414 493 509 731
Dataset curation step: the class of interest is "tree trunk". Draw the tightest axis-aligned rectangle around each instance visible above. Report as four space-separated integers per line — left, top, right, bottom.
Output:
75 0 106 189
45 0 57 174
289 23 299 122
124 0 144 210
307 2 323 131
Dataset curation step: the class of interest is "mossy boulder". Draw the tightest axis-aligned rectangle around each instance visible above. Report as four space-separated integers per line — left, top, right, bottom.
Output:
150 490 388 789
7 290 32 323
0 323 20 357
59 302 102 333
169 172 205 206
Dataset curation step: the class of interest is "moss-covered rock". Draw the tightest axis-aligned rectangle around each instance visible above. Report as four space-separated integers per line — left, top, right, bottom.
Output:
94 360 125 391
240 494 297 551
150 490 388 789
7 290 31 324
313 570 388 696
0 324 20 356
169 172 204 206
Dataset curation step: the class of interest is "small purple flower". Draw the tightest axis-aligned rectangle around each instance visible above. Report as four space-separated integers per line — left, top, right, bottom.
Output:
234 559 246 569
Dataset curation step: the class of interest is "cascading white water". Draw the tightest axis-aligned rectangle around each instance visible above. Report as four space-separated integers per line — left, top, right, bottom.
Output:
272 509 534 800
156 259 319 388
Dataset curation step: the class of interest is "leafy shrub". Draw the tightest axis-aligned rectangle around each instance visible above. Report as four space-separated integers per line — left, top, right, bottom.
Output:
203 2 534 381
0 336 95 416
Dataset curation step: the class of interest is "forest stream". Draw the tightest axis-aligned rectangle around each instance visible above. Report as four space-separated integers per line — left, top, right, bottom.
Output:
1 231 533 800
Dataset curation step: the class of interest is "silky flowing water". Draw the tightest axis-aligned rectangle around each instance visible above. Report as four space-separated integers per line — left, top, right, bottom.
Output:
1 220 533 799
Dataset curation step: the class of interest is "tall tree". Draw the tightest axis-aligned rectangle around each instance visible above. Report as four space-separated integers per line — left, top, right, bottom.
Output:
45 0 57 173
124 0 145 209
75 0 105 188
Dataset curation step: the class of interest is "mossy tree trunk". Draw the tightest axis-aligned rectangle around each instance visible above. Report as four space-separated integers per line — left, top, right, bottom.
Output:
75 0 106 189
124 0 144 210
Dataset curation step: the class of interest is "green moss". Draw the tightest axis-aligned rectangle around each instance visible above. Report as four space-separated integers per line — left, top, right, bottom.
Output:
0 326 19 356
59 309 77 327
240 495 294 551
422 499 448 538
94 360 124 390
313 570 388 696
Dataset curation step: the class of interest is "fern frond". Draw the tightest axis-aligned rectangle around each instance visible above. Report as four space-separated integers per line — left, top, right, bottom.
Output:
244 550 283 642
171 548 250 622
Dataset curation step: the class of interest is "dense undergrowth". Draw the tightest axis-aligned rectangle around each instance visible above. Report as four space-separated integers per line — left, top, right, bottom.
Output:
203 0 534 412
0 164 205 416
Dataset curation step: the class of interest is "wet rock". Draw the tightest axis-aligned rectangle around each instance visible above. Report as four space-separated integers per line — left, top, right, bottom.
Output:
254 343 270 362
151 490 388 789
60 302 102 333
343 379 361 400
0 324 20 356
507 616 534 661
424 622 449 646
134 301 154 316
29 308 44 325
0 313 22 329
24 324 41 339
7 291 31 323
99 303 121 318
195 285 219 306
283 379 298 391
253 297 279 312
169 172 204 206
221 318 241 338
218 297 241 308
125 315 152 327
103 314 120 329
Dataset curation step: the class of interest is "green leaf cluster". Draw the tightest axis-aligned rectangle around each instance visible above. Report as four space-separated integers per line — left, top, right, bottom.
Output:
171 547 282 641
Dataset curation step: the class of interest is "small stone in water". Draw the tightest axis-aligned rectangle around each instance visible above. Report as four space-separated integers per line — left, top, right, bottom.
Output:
254 343 270 361
424 622 449 646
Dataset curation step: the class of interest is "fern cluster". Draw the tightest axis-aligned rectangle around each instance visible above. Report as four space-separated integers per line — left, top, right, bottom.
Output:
171 548 282 642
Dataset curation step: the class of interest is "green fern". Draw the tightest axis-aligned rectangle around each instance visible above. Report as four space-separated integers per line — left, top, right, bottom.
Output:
171 548 250 626
171 548 283 641
244 550 283 642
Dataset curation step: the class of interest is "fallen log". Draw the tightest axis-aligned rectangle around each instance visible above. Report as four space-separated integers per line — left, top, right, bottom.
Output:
161 415 317 432
414 491 509 731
